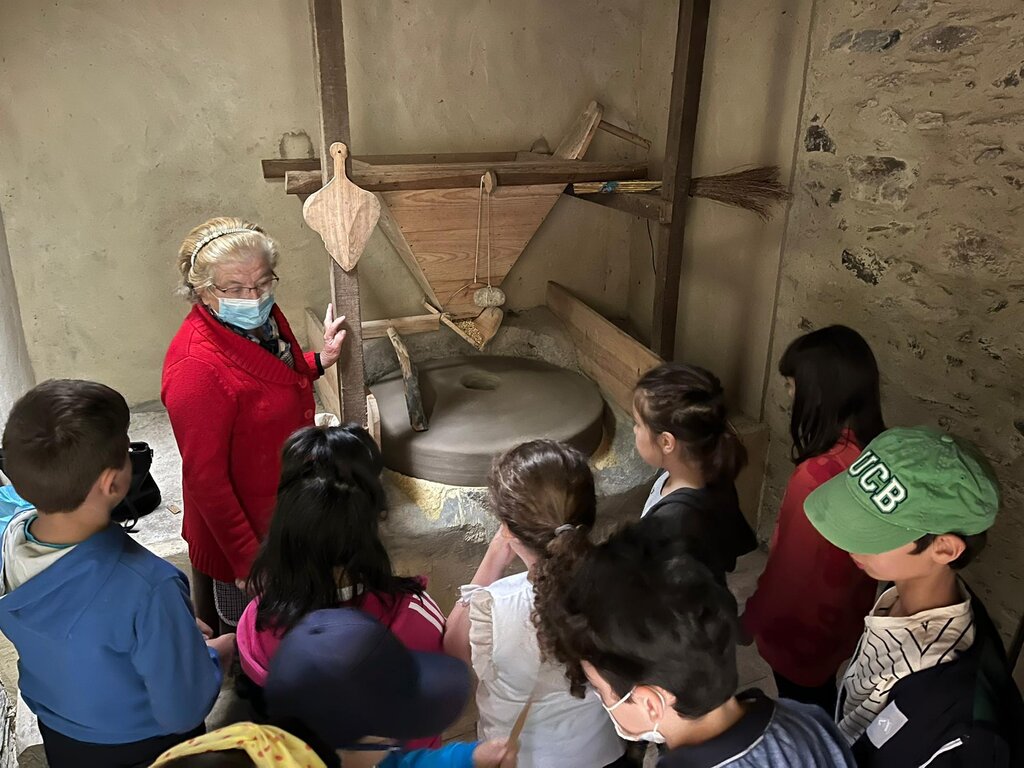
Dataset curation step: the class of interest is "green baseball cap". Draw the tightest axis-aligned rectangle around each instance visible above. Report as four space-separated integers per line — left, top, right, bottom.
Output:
804 426 1000 555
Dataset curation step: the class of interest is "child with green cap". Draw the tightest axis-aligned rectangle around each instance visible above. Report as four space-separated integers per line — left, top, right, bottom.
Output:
804 426 1023 767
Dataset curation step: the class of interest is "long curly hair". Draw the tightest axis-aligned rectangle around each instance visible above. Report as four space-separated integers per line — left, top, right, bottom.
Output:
485 441 600 694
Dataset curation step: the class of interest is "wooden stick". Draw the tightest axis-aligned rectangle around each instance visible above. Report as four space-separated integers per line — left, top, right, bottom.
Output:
284 159 649 194
309 0 367 425
652 0 711 359
361 314 439 339
386 327 428 432
597 120 652 150
508 697 534 745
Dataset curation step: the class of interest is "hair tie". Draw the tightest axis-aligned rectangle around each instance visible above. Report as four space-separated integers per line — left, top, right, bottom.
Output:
554 524 577 535
189 227 256 268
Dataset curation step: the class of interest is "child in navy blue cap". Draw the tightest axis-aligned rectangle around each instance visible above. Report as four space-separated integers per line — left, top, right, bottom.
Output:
265 608 517 767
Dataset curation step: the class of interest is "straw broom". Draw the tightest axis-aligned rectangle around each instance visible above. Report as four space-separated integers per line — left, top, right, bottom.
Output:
574 165 792 221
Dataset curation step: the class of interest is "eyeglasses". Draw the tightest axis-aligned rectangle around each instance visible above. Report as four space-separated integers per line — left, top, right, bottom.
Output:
211 275 279 299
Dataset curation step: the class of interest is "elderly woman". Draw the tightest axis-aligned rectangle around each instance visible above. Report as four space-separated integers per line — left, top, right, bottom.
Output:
162 216 346 632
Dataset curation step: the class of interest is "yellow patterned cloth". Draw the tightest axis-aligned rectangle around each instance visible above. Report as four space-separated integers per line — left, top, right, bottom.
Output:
150 722 328 768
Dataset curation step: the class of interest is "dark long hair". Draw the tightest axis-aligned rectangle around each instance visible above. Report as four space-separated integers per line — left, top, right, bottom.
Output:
633 363 747 486
779 325 885 463
249 425 421 633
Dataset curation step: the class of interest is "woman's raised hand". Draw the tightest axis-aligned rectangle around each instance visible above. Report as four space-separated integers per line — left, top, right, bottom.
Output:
319 303 347 369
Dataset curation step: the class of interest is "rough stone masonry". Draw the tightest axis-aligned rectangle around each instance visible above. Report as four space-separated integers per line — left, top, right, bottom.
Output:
764 0 1024 640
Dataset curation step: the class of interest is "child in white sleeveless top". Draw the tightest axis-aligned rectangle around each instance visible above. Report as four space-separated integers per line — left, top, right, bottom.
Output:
444 441 626 768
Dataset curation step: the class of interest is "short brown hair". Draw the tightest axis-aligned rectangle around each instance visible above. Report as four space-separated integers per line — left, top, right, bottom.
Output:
2 380 130 512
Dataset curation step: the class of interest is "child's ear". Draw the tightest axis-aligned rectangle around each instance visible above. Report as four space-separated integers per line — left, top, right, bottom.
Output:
929 534 967 565
637 685 670 722
658 432 676 455
98 462 130 501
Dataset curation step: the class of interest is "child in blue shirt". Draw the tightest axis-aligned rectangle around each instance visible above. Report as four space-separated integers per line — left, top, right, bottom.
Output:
0 379 231 768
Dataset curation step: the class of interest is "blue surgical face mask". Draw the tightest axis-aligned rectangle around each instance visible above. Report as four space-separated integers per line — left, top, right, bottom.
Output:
214 292 275 330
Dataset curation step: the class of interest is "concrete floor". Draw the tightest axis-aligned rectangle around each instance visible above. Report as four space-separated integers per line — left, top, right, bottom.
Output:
3 408 776 764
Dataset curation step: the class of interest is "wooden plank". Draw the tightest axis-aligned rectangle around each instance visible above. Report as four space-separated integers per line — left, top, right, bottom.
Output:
651 0 711 359
546 281 659 414
386 184 563 316
597 120 652 151
331 261 367 424
545 282 768 523
366 393 381 447
553 100 604 159
376 195 440 305
362 314 440 339
570 191 669 223
358 152 518 166
386 327 428 431
262 157 322 178
263 153 521 179
310 0 350 183
305 308 341 419
285 159 650 194
309 0 366 425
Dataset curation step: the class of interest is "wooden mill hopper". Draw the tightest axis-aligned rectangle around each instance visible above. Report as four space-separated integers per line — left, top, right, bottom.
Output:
376 102 606 319
279 101 651 337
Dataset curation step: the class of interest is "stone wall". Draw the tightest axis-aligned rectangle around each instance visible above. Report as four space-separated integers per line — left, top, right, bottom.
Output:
765 0 1024 638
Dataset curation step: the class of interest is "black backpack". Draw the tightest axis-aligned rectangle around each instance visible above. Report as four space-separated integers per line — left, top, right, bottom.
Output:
111 442 162 531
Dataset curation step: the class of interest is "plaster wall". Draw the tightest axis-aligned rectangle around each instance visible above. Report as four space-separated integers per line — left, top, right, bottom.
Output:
626 0 814 419
0 207 34 422
0 0 641 405
764 0 1024 639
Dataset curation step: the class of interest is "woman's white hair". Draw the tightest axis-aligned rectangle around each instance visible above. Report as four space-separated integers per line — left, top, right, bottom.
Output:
177 216 280 303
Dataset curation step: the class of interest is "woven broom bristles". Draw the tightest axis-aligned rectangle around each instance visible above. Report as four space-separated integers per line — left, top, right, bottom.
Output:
688 165 792 220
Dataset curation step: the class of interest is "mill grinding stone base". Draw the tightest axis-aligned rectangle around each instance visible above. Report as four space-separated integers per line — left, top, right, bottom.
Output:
370 356 605 486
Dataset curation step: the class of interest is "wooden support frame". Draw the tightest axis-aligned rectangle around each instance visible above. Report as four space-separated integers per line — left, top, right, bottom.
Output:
652 0 711 358
283 158 649 195
309 0 367 425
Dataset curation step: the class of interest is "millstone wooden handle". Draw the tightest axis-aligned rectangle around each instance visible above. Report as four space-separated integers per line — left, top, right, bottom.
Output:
302 141 382 271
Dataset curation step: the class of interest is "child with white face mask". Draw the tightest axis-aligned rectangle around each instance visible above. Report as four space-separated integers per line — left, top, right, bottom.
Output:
533 523 856 767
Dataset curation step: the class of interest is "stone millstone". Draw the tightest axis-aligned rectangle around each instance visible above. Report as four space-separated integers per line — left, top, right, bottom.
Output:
370 356 605 486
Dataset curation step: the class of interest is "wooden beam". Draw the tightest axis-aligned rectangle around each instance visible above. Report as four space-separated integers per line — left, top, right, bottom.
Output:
375 196 440 305
570 191 670 223
553 100 604 159
284 159 649 194
651 0 710 359
386 327 428 432
546 281 659 414
262 157 322 178
597 120 652 151
263 153 523 179
361 314 440 339
309 0 366 425
305 308 341 419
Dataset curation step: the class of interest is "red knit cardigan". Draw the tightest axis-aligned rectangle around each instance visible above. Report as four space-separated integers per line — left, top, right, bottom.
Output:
161 304 320 582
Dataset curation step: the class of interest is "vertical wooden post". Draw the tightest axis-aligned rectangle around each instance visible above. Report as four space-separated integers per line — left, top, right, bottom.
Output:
651 0 711 359
309 0 366 424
